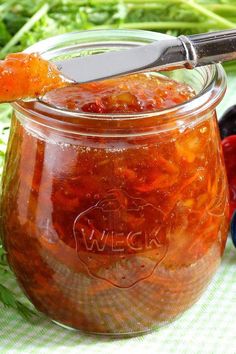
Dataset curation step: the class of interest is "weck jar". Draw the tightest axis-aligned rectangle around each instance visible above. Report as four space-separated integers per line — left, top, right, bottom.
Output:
0 30 229 336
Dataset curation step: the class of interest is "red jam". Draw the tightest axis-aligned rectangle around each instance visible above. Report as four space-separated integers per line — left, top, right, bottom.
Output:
1 73 229 334
43 73 195 113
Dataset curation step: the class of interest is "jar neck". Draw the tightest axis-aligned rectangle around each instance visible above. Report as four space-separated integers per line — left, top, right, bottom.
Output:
12 30 226 137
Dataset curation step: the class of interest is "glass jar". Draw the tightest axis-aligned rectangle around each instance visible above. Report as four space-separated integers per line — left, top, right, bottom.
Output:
0 30 229 336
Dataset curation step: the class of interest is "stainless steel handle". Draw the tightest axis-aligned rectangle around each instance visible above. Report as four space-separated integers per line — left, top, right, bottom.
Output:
179 29 236 68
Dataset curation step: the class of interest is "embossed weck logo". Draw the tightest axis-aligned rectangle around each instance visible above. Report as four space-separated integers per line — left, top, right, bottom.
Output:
73 190 169 288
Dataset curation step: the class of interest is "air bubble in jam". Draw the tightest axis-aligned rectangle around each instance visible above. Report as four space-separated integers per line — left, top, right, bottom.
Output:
1 72 229 334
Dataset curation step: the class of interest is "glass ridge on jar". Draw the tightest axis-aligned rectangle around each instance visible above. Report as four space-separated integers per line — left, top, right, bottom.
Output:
0 30 229 336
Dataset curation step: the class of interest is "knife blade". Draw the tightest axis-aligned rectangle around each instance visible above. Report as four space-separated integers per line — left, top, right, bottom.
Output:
56 38 185 83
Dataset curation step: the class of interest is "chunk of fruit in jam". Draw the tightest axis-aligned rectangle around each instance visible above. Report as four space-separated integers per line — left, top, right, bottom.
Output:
43 73 195 113
0 52 67 102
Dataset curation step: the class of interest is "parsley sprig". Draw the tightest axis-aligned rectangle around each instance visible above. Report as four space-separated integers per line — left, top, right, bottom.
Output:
0 245 37 319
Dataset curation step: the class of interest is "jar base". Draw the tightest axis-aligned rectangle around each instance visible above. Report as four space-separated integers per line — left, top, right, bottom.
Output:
52 320 155 338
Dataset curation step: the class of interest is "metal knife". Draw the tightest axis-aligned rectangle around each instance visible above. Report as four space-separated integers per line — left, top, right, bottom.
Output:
56 29 236 83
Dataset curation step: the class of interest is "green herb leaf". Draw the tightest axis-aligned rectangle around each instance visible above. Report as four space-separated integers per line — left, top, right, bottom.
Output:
0 283 38 320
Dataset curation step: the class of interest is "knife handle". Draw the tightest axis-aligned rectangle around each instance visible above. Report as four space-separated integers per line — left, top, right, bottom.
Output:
179 29 236 68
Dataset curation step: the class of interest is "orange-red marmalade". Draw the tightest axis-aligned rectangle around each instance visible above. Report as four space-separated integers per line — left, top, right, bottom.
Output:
0 53 67 102
1 72 229 335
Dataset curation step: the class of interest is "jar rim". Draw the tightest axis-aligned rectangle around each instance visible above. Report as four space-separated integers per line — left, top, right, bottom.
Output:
12 29 226 125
